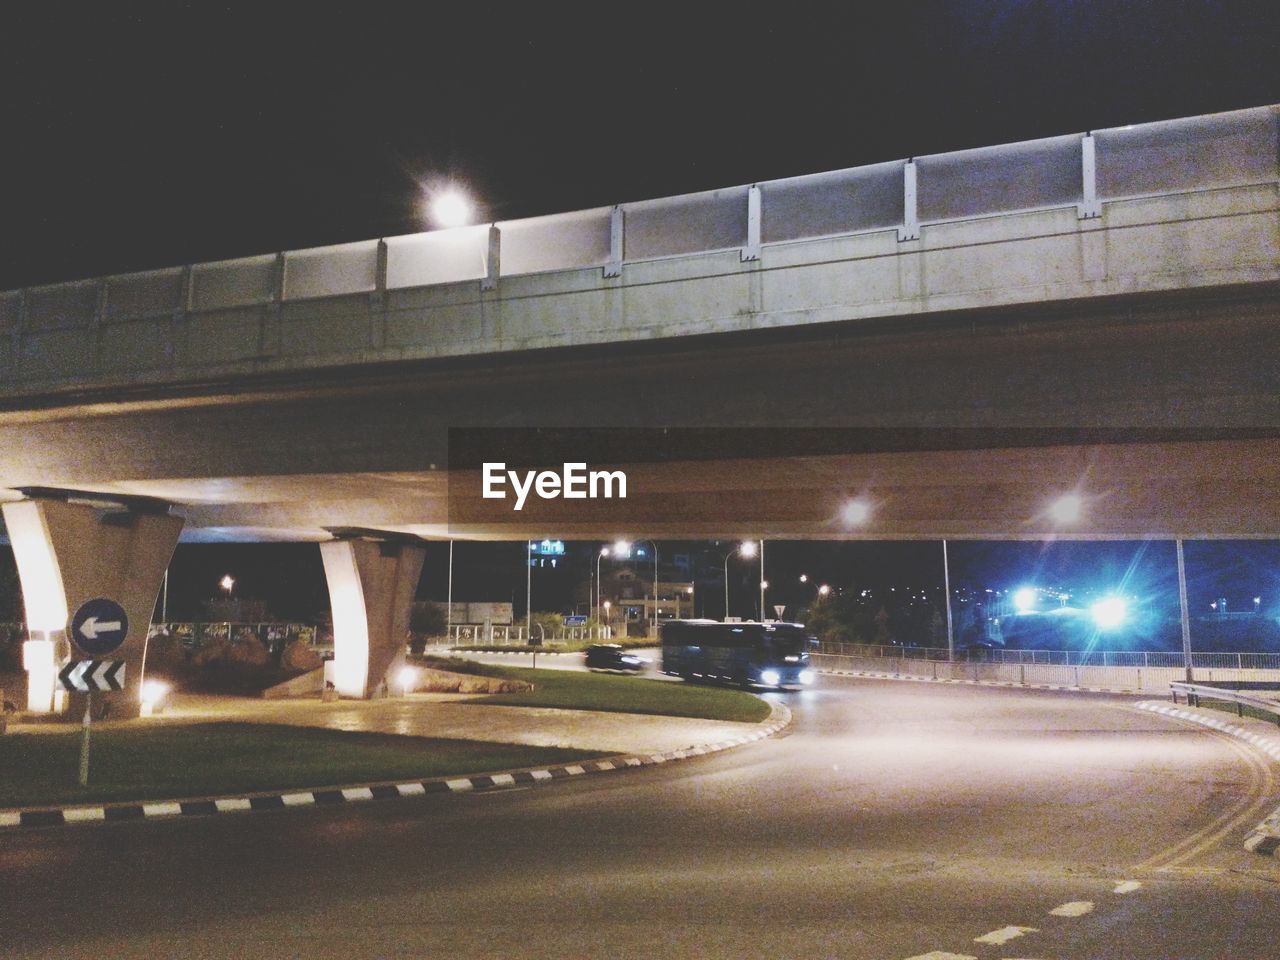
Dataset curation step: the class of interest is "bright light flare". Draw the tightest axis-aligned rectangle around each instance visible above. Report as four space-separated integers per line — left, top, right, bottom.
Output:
219 574 235 593
818 584 831 597
738 541 758 559
1091 597 1127 630
842 499 871 524
431 189 472 228
1013 588 1037 613
1050 494 1082 524
397 666 417 694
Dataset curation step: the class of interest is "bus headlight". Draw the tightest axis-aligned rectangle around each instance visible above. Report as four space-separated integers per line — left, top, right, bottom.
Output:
798 670 815 684
760 669 781 686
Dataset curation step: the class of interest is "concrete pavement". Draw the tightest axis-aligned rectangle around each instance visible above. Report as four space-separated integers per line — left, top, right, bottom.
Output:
4 676 1278 960
151 690 768 755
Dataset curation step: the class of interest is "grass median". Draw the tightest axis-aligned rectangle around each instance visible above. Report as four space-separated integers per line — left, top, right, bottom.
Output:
0 722 605 809
470 667 773 723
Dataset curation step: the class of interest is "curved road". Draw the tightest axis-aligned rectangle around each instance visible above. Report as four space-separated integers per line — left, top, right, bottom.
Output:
3 676 1278 959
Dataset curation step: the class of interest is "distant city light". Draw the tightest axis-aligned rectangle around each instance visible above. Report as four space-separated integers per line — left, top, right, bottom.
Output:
431 188 472 228
818 584 831 597
1013 588 1036 613
613 540 632 557
799 574 809 583
1050 493 1082 524
1091 597 1127 629
842 500 871 525
219 574 235 594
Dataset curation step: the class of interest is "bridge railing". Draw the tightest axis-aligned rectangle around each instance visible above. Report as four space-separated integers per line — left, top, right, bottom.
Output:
2 105 1275 368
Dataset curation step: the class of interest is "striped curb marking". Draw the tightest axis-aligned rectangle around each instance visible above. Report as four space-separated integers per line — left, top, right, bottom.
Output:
820 668 1148 696
1136 700 1280 858
0 704 790 830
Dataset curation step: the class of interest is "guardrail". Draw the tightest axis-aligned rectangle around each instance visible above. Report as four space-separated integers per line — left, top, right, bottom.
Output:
819 642 1280 670
1170 681 1280 725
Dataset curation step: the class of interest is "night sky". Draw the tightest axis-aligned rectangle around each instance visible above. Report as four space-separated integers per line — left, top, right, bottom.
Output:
1 5 1278 636
2 3 1277 289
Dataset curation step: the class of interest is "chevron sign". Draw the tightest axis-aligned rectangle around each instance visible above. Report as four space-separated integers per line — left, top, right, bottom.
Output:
58 660 126 693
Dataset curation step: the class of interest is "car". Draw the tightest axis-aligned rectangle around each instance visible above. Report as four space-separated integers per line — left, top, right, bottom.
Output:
584 643 647 672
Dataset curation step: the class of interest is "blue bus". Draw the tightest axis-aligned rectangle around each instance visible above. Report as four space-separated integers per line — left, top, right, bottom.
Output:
660 619 817 689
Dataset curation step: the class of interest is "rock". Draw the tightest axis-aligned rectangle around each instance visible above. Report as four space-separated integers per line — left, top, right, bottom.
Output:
225 637 270 667
280 640 323 673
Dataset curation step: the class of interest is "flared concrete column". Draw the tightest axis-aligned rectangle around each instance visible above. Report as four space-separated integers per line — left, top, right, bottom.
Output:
320 537 425 699
2 497 183 716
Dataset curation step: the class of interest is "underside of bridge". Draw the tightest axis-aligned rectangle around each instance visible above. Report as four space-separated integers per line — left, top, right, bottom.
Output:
1 283 1277 542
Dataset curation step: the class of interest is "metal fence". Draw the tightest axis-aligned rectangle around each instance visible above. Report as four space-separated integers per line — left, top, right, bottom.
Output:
445 624 612 645
818 641 1280 671
149 622 319 654
1 104 1274 337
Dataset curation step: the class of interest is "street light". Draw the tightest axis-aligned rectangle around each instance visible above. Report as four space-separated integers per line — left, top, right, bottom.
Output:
629 538 661 637
818 584 831 598
219 574 235 595
1050 493 1082 524
430 187 472 228
842 499 871 525
596 547 610 633
723 541 757 621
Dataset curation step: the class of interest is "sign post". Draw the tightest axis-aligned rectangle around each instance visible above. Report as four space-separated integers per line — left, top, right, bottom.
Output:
59 659 126 786
65 597 130 787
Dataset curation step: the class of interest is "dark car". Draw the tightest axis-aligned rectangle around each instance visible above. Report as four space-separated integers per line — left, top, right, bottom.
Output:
584 644 646 672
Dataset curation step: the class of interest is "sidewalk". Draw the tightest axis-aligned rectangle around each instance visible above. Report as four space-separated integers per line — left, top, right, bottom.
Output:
151 692 767 755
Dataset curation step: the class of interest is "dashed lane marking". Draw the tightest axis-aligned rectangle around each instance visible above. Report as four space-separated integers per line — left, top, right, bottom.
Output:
1113 880 1142 894
974 926 1038 946
1049 901 1094 917
902 952 977 960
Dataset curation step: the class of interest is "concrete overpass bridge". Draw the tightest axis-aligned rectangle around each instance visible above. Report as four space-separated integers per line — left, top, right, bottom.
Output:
1 105 1277 709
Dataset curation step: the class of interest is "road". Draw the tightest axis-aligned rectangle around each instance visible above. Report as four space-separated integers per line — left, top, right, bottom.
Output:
2 676 1278 959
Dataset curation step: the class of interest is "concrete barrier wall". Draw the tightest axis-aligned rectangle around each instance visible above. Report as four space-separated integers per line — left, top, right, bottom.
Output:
813 653 1280 693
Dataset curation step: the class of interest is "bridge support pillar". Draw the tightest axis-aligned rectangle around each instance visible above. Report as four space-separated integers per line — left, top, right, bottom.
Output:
320 537 425 699
1 497 183 716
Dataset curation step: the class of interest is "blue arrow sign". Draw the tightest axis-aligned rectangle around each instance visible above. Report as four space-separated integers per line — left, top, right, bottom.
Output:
70 598 129 656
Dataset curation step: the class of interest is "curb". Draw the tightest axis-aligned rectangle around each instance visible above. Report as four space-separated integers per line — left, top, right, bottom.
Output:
1135 700 1280 859
820 668 1149 696
0 700 791 831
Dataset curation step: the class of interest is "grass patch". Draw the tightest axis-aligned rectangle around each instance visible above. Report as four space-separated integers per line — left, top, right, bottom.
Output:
475 668 771 723
448 638 655 654
410 655 517 679
0 722 604 809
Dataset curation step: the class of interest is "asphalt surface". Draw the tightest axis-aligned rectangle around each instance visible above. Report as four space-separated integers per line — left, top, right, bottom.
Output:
3 676 1278 959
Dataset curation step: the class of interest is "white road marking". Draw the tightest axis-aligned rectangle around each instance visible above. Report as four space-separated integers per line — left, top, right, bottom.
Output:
341 787 374 801
280 793 316 806
974 926 1038 945
490 773 516 785
62 807 106 822
1049 901 1094 917
396 783 425 796
0 812 21 827
214 797 252 812
564 765 587 775
141 802 183 817
902 952 977 960
530 770 553 781
445 779 474 792
1113 880 1142 894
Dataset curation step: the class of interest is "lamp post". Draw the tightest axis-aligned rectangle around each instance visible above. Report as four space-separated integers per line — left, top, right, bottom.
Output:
723 541 758 621
596 547 610 637
758 540 766 621
630 539 661 637
942 539 955 661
